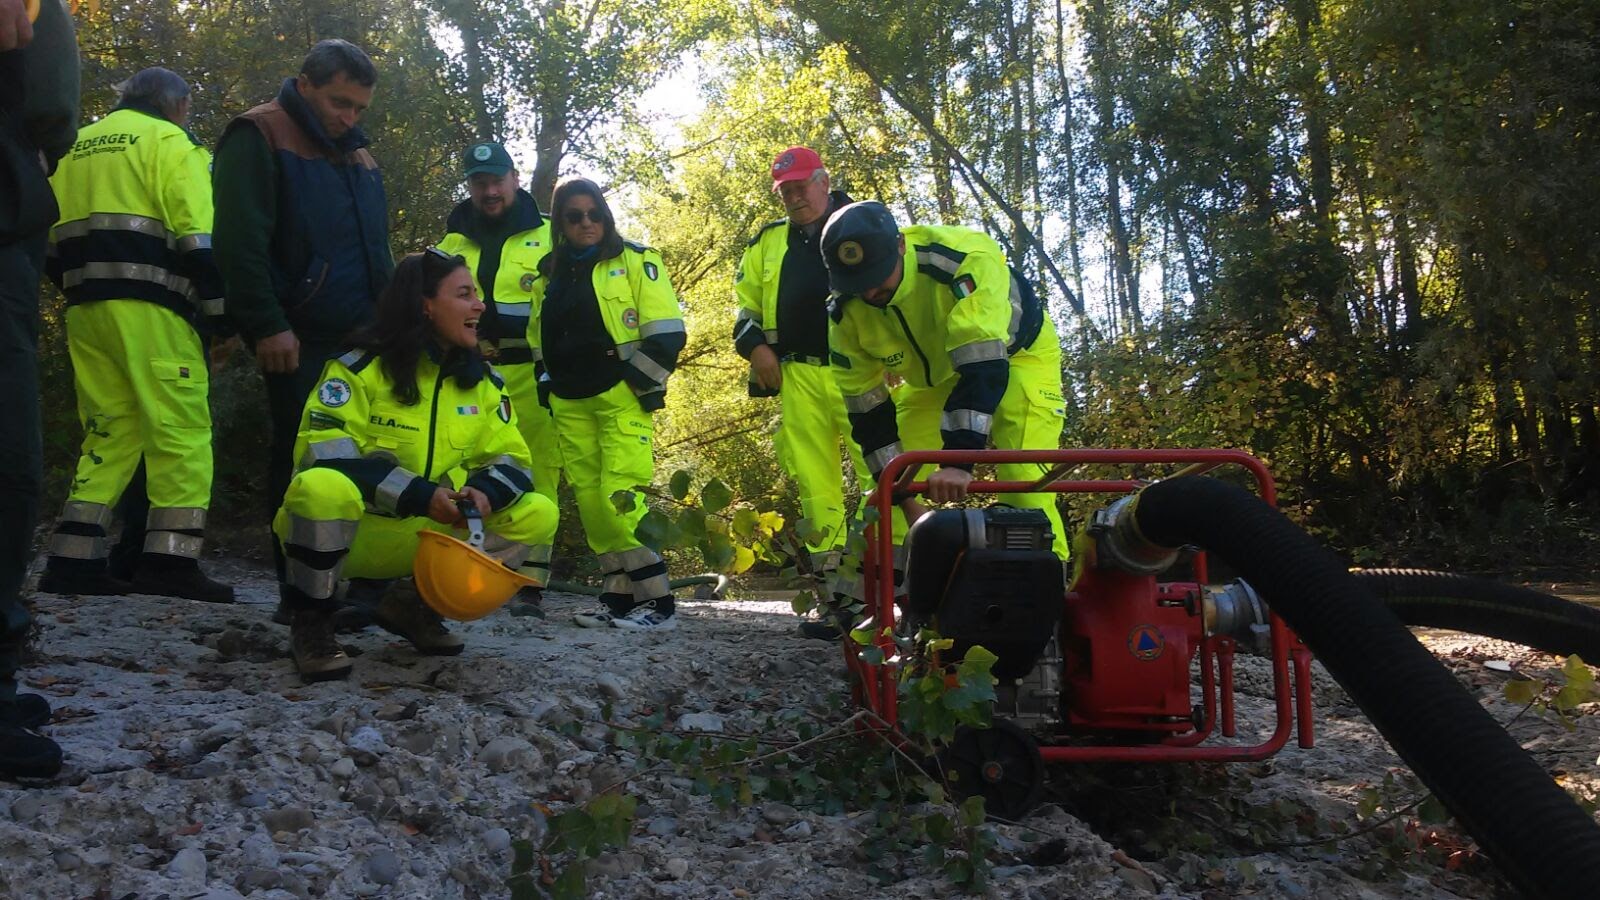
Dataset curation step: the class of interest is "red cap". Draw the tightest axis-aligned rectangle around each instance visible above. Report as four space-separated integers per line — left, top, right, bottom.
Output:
770 146 824 190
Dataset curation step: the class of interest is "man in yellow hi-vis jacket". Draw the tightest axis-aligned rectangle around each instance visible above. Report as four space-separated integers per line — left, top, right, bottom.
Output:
40 67 234 603
733 148 870 636
822 200 1069 565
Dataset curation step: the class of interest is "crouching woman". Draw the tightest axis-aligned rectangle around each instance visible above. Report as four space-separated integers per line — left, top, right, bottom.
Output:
273 249 559 682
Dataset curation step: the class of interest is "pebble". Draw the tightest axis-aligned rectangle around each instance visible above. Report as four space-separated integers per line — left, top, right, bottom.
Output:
237 792 269 809
238 866 281 890
483 827 512 854
366 848 402 885
409 859 429 877
478 736 537 773
665 857 690 879
261 806 316 833
53 849 82 872
8 793 39 822
782 820 813 838
346 725 390 756
647 816 680 836
991 864 1034 879
166 847 208 882
589 850 644 877
330 757 357 778
241 831 280 868
1274 875 1310 898
1115 865 1158 894
678 712 724 732
760 802 797 826
196 719 245 751
596 672 627 700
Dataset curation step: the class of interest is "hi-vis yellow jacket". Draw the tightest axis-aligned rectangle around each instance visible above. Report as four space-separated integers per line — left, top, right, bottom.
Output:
829 223 1047 474
437 189 551 365
47 105 225 328
294 346 535 517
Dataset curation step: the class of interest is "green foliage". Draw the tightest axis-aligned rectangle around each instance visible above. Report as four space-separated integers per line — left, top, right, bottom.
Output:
507 793 638 900
1503 655 1600 729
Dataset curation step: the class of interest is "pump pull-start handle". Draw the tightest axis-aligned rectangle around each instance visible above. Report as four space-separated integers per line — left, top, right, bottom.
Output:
456 498 486 549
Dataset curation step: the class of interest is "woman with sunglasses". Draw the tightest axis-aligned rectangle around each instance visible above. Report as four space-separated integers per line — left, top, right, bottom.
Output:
537 177 686 630
272 250 560 681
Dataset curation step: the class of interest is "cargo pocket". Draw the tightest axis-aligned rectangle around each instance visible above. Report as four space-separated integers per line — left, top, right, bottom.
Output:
149 358 211 428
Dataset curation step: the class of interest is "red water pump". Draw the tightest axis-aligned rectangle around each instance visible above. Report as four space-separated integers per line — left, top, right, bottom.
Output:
845 449 1314 819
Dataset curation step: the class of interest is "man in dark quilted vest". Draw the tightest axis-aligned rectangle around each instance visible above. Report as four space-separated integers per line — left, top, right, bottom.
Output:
213 39 393 605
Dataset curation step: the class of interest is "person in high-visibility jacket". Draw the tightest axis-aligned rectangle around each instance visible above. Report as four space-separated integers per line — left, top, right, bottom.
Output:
536 177 685 631
822 201 1069 566
273 249 558 681
39 67 235 603
733 147 870 636
436 141 559 618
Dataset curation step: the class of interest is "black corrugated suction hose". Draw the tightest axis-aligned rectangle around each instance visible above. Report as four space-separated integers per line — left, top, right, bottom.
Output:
1354 568 1600 661
1130 478 1600 900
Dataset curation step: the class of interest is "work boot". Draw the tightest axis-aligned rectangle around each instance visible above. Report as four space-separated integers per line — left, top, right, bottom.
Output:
37 558 129 597
373 582 464 656
508 587 546 619
0 694 52 729
130 556 235 604
289 609 353 683
0 723 62 780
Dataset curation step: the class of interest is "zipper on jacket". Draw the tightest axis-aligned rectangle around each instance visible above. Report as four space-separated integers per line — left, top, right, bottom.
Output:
890 306 934 386
422 366 447 479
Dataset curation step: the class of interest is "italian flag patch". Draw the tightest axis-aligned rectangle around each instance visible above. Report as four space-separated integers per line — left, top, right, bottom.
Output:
953 274 978 299
457 405 479 415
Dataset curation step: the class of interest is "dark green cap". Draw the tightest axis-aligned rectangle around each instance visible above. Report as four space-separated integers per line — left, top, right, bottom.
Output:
463 141 514 177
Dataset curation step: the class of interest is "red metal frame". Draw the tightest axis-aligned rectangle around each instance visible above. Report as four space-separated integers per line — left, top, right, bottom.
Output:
843 448 1314 762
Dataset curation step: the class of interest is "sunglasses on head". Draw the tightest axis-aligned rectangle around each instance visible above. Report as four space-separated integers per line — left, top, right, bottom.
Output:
424 246 463 265
563 208 607 225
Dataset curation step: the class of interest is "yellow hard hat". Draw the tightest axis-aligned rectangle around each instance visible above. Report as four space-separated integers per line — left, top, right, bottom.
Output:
412 504 537 620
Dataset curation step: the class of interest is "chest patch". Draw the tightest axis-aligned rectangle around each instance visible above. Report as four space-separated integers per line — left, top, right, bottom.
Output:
608 267 627 278
318 378 352 407
520 273 536 292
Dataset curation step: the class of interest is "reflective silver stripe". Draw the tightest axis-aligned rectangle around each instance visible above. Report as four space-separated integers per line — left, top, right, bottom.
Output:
827 570 864 602
177 233 212 253
949 340 1007 367
627 353 672 385
285 558 341 599
144 531 203 558
809 549 842 572
301 437 360 469
200 296 225 317
631 573 671 600
518 558 551 587
60 500 112 529
146 507 206 530
54 213 173 243
597 551 621 573
529 346 544 363
61 261 191 296
498 337 531 349
915 248 961 278
480 454 521 469
1007 275 1024 342
733 319 761 343
640 319 685 338
601 572 630 594
614 339 641 359
481 531 531 567
495 300 531 315
373 468 416 515
486 467 522 498
285 515 358 552
337 348 370 368
734 308 763 327
942 409 994 436
48 532 107 560
866 442 902 475
618 546 661 571
844 384 892 414
764 328 780 344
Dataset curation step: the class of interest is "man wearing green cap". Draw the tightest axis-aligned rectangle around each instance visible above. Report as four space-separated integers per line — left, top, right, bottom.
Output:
436 142 559 615
821 200 1069 563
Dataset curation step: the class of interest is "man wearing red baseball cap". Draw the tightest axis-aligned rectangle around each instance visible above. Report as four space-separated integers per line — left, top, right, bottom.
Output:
732 147 869 638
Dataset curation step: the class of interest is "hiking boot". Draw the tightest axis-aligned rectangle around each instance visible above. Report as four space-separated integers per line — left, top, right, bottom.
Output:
574 605 620 628
0 694 52 729
509 587 546 619
289 609 353 683
373 582 464 656
38 560 129 597
130 558 235 604
0 724 62 780
612 605 676 631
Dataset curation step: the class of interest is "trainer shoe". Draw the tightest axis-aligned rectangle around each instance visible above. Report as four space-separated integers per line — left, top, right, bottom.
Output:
573 605 618 628
289 609 353 683
373 581 465 656
612 606 676 631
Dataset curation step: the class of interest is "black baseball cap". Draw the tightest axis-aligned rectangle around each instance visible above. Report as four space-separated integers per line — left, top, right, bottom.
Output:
821 201 901 295
463 141 514 177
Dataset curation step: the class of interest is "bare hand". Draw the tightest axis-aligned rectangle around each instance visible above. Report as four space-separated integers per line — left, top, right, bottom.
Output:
749 344 782 391
0 0 34 52
452 487 491 525
923 467 974 504
427 487 460 525
254 329 300 374
209 335 243 374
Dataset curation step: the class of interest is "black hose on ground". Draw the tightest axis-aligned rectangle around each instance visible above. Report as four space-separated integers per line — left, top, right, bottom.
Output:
547 574 727 597
1129 478 1600 900
1355 568 1600 662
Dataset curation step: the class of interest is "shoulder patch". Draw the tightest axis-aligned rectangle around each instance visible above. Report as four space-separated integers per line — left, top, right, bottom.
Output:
317 377 353 408
496 394 514 423
828 295 847 323
308 410 344 430
643 261 659 281
623 239 653 255
336 348 376 373
486 367 506 390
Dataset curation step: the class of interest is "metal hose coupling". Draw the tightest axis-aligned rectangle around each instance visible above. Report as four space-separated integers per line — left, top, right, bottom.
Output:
1204 579 1271 649
1086 493 1182 574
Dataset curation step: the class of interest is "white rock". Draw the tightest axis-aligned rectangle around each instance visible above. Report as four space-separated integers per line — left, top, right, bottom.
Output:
346 726 390 756
330 757 357 778
165 847 208 882
596 673 627 700
666 857 690 879
479 736 538 774
482 827 512 854
678 712 724 733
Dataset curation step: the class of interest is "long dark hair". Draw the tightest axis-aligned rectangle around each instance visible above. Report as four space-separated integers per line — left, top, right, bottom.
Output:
541 176 624 279
353 250 470 405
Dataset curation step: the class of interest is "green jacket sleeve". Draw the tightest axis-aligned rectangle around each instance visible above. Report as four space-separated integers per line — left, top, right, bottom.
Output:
212 122 290 342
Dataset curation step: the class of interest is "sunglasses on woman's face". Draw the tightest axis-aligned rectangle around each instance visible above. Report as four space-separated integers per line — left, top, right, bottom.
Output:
563 208 606 225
